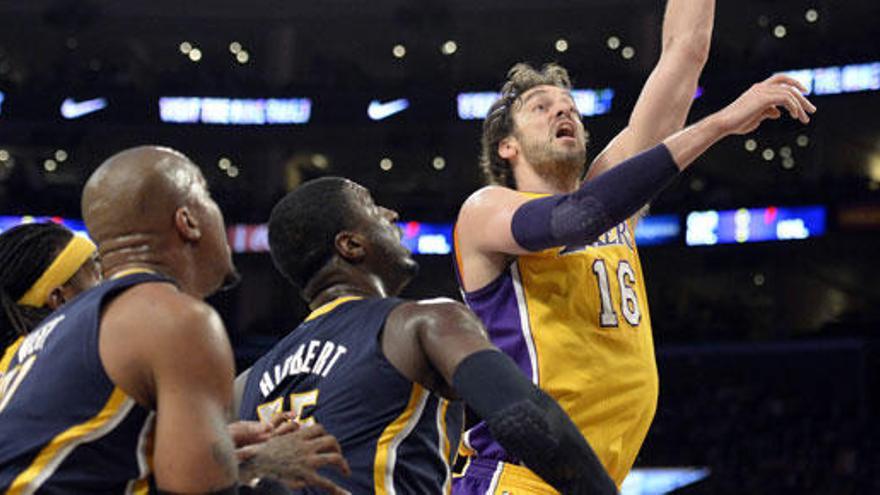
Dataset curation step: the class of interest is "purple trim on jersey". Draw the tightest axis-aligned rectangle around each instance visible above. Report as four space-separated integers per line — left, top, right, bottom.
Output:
459 268 533 463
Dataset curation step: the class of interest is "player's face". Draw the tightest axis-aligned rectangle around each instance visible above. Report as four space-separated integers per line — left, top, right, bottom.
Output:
510 85 587 185
348 184 418 295
188 167 240 294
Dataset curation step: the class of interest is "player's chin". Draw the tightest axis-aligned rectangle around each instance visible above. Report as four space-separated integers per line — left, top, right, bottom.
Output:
219 265 243 292
402 255 419 276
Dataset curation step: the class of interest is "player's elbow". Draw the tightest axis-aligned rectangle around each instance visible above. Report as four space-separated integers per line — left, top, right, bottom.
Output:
662 31 711 68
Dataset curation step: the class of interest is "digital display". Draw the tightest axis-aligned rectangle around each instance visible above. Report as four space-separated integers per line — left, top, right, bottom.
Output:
686 206 826 246
159 97 312 125
457 88 614 120
0 90 5 116
780 61 880 96
0 216 89 237
226 222 454 255
621 467 710 495
397 221 453 255
633 214 681 246
227 224 269 254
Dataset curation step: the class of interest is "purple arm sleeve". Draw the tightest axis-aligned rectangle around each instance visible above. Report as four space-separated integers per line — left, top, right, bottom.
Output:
511 143 679 252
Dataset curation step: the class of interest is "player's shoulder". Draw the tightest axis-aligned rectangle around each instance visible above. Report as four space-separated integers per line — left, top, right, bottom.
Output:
459 185 521 215
388 298 483 337
103 281 224 347
457 185 528 234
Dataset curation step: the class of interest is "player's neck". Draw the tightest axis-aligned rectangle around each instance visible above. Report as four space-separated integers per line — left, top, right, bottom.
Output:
305 267 390 311
513 161 579 194
100 233 204 297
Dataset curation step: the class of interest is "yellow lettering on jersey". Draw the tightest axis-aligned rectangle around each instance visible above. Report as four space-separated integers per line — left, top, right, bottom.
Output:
256 397 284 425
290 390 319 426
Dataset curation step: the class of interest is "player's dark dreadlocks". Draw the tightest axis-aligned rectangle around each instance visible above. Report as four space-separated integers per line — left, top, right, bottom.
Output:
0 223 73 349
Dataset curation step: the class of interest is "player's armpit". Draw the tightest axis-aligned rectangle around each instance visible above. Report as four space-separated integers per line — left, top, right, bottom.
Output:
233 368 251 420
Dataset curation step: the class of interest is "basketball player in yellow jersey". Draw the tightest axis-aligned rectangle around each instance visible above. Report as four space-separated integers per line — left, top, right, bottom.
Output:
453 23 816 495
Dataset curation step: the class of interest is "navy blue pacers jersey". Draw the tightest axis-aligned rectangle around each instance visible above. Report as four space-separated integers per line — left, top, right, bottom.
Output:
239 297 463 495
0 273 169 495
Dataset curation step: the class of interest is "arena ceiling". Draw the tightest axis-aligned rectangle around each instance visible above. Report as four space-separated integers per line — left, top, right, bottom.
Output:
0 0 876 221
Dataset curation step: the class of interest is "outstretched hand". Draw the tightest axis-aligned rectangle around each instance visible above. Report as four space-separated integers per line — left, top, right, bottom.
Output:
716 74 817 135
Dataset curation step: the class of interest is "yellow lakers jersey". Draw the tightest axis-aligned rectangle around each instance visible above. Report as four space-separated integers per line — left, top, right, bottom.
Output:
454 206 658 487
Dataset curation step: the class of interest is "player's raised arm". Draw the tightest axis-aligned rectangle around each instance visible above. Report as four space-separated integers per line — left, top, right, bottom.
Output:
385 299 618 495
458 74 815 262
588 0 715 180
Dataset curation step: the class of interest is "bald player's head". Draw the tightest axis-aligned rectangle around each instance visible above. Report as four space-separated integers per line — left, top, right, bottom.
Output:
83 145 237 297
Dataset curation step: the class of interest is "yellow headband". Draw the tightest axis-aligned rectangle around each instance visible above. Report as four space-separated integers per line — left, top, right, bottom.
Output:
17 235 97 307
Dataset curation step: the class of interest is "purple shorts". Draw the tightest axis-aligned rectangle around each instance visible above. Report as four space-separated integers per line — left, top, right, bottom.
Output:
452 458 559 495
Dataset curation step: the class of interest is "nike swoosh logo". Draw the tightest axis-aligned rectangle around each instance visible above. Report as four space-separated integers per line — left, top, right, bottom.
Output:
367 98 409 121
60 97 108 119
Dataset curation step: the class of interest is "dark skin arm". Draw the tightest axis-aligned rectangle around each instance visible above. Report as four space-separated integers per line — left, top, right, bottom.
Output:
381 298 496 400
103 284 350 494
99 282 240 494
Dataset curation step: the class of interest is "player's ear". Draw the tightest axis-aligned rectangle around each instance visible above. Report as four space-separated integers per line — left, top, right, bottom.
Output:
498 136 518 160
335 230 366 263
46 287 67 310
174 206 201 242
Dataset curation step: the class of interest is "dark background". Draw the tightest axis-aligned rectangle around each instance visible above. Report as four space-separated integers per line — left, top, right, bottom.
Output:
0 1 877 492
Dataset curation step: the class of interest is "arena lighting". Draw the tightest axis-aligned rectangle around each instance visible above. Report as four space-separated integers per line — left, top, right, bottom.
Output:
457 88 614 120
621 467 710 495
607 36 621 50
779 61 880 96
773 25 787 39
0 90 4 116
686 205 826 246
555 38 569 53
158 97 312 125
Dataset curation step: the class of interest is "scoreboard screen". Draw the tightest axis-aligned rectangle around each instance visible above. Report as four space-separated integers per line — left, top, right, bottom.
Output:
686 206 826 246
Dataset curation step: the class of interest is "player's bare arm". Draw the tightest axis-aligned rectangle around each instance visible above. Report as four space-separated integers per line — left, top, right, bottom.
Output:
588 0 715 179
99 282 241 494
662 74 814 167
382 299 619 495
458 74 815 290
